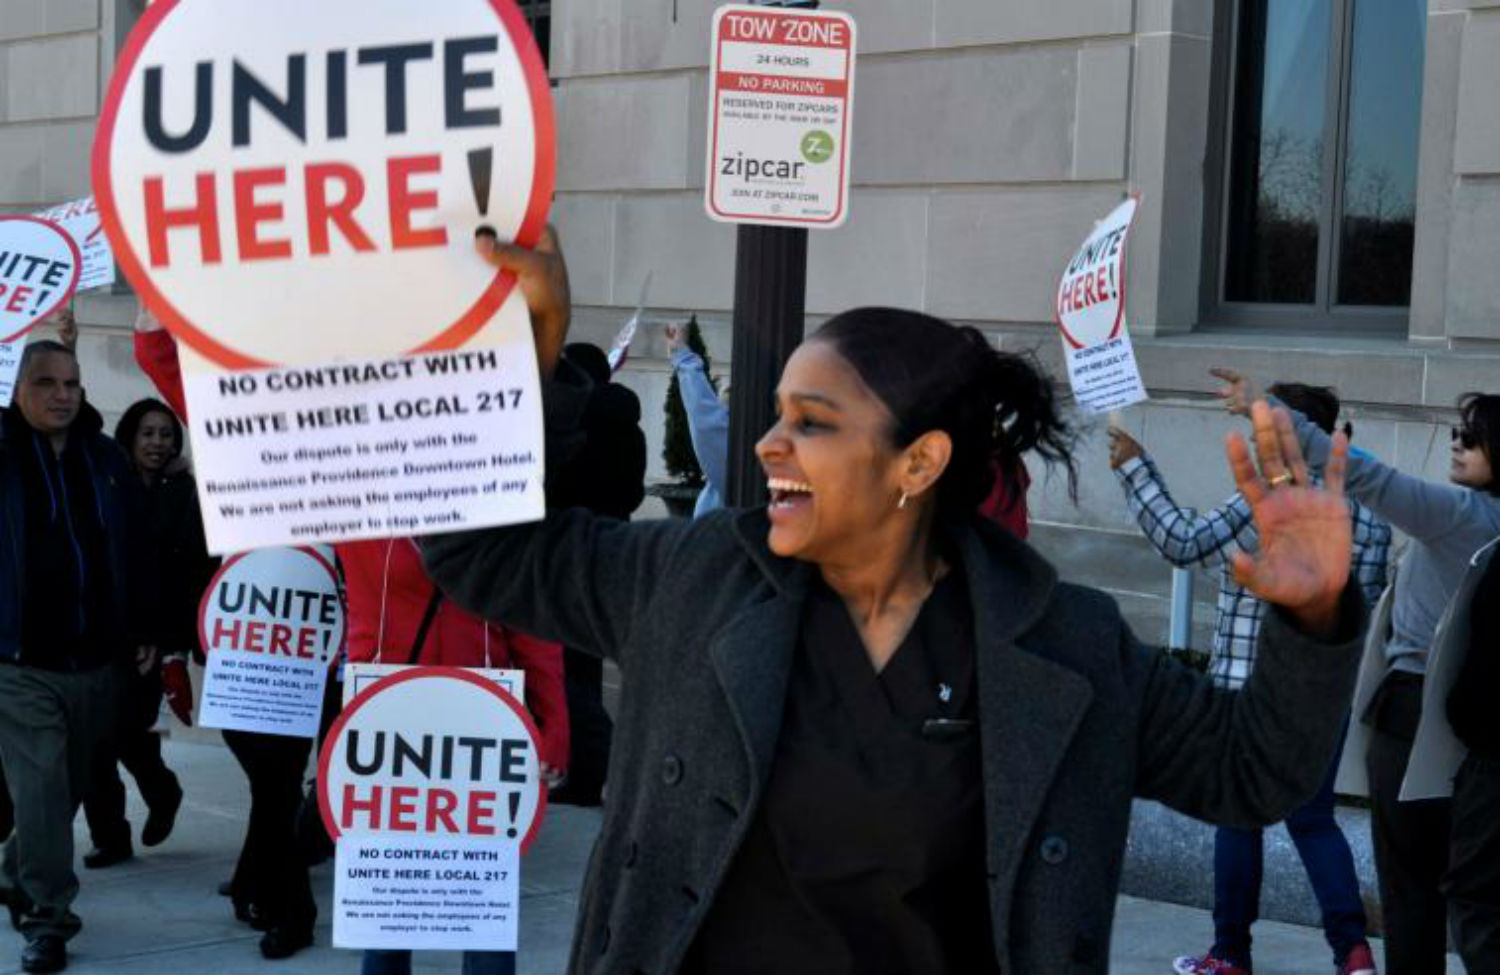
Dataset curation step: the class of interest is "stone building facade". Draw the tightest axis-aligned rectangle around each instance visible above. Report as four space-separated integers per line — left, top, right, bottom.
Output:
3 0 1496 642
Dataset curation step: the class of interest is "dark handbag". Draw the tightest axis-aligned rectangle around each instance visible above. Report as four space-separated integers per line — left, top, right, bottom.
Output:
295 586 445 863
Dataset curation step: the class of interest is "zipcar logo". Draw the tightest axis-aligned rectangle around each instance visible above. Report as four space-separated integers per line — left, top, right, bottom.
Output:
719 152 806 180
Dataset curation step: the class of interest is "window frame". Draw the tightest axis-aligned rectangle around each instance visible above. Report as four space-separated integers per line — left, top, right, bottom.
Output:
1200 0 1416 333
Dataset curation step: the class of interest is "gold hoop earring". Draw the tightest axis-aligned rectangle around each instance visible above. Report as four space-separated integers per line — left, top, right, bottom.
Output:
897 492 909 510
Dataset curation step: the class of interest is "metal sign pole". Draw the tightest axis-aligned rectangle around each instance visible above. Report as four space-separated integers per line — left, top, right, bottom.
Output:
724 0 819 509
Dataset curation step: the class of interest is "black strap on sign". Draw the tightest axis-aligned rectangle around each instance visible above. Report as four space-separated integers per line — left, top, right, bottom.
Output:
406 587 444 665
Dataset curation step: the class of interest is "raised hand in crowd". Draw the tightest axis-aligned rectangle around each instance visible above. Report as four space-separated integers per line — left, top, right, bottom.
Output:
134 304 164 333
1225 401 1351 636
664 320 686 355
39 305 78 351
1107 427 1144 470
1212 366 1257 416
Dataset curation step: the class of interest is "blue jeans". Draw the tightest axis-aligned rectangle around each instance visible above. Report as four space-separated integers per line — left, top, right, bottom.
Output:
1212 724 1366 970
360 949 516 975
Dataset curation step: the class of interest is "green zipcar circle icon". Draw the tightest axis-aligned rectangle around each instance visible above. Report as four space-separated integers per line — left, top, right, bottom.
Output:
801 130 835 164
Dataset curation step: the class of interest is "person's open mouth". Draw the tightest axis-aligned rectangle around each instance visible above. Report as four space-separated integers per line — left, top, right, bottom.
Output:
767 477 814 516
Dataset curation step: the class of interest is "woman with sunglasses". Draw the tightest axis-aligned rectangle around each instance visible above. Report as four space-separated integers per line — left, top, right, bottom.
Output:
1216 372 1500 975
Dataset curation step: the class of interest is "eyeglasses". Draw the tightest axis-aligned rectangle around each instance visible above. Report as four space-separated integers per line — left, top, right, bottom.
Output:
1452 426 1480 450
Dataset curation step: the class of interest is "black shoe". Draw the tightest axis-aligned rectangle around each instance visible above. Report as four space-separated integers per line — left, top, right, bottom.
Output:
82 843 133 869
234 901 272 932
1 889 32 931
20 936 65 974
258 926 313 960
141 782 183 847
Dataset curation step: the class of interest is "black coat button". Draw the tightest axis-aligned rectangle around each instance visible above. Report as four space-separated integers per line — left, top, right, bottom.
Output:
1040 835 1069 865
662 754 684 786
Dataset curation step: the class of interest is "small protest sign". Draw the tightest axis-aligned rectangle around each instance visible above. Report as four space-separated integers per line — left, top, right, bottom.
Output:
1055 196 1148 414
0 216 83 405
93 0 555 551
320 668 544 950
706 4 856 228
197 546 345 738
33 197 116 292
0 216 82 344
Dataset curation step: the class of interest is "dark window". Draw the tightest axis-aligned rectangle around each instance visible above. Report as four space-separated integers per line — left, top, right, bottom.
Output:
1215 0 1425 323
516 0 551 68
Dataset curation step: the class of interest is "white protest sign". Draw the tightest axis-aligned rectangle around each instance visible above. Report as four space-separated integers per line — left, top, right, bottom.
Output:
33 197 116 292
705 4 855 228
93 0 555 552
184 343 543 554
344 662 523 708
197 546 344 738
0 217 82 406
1055 196 1148 414
320 668 544 950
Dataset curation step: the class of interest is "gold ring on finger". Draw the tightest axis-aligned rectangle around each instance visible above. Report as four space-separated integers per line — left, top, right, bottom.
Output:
1268 471 1294 488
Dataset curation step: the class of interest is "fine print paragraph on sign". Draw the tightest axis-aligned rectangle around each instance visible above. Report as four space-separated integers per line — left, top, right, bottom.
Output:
187 341 542 554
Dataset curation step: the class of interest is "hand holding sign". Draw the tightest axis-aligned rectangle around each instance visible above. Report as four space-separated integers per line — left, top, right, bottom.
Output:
474 224 570 379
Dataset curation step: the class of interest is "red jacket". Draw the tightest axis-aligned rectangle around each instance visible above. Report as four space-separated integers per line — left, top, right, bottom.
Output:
134 329 570 770
977 456 1030 540
340 538 569 771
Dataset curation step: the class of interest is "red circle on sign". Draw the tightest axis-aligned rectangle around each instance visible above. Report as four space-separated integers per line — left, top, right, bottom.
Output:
91 0 556 370
196 545 344 660
316 666 548 853
1054 193 1139 352
0 216 83 345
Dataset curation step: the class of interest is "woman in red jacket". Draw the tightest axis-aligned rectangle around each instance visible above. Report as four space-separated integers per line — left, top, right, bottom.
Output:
339 536 569 767
340 536 568 975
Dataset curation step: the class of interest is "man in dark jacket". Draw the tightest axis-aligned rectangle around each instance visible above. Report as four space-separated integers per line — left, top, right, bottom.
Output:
548 343 647 805
0 341 149 974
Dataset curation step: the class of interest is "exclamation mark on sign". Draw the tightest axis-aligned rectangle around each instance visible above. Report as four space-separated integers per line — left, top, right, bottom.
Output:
1107 261 1117 301
468 148 496 240
506 792 520 839
31 290 50 314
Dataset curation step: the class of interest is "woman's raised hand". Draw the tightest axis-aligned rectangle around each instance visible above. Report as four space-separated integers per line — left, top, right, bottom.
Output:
1224 401 1351 637
475 225 571 378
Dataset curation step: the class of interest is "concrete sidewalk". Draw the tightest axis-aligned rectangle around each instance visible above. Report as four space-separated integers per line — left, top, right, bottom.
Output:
0 736 1463 975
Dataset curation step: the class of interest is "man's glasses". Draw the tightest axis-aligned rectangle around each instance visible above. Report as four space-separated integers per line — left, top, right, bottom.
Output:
1452 426 1480 450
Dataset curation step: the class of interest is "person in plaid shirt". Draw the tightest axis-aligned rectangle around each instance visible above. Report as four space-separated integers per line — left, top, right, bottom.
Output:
1109 384 1391 975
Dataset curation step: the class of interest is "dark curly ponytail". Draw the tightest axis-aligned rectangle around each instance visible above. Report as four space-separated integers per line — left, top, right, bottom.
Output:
812 307 1077 521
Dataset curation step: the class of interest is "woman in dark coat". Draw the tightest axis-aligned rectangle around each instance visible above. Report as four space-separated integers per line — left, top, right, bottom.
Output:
421 230 1367 975
82 398 216 866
